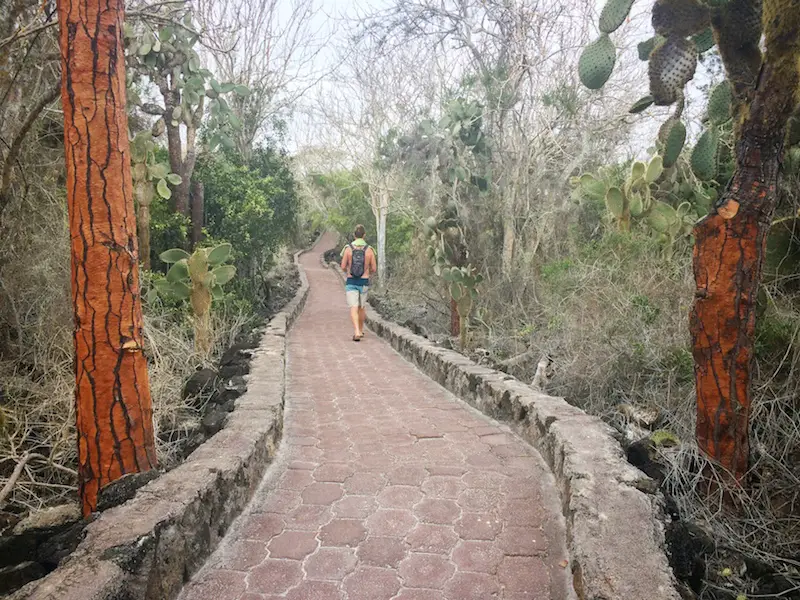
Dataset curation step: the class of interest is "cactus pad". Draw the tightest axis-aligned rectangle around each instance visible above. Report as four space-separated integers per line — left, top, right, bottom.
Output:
649 36 697 105
638 35 664 60
707 81 732 124
647 201 680 233
599 0 636 33
692 28 715 53
605 187 625 218
661 119 687 167
691 128 719 181
579 34 616 90
630 193 644 217
629 95 655 113
651 0 711 37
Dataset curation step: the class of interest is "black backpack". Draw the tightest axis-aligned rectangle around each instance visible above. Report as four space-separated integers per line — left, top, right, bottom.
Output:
349 244 366 278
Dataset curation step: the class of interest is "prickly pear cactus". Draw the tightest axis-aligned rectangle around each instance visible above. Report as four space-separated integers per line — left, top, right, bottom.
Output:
599 0 636 33
578 34 616 89
692 28 715 53
423 213 481 350
649 37 698 105
155 244 237 355
638 36 664 61
651 0 711 37
691 128 719 181
629 95 656 114
707 81 732 124
660 119 687 167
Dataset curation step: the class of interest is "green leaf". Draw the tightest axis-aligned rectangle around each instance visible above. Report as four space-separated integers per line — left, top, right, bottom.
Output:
166 259 189 282
211 285 224 300
156 178 172 199
166 173 182 185
234 85 251 96
207 243 232 266
159 248 191 263
220 135 235 150
229 113 242 129
159 26 173 42
205 88 219 99
450 282 463 302
210 79 222 93
212 265 236 286
137 40 152 56
220 82 236 93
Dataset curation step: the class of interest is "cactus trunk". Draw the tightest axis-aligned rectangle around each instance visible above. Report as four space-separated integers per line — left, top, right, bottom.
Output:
190 180 204 248
191 285 212 356
57 0 157 516
450 297 460 338
690 9 800 482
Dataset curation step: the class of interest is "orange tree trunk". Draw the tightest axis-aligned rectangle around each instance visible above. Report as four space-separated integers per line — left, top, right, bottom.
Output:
690 11 800 482
58 0 157 515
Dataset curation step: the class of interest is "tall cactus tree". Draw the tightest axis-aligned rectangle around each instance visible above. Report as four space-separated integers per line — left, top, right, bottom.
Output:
57 0 157 515
579 0 800 483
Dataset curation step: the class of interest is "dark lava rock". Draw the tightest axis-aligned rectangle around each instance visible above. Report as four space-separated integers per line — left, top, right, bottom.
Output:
402 319 429 338
36 519 85 568
666 521 715 593
215 376 248 404
626 438 666 483
201 405 228 436
182 368 220 404
0 561 46 595
323 248 338 264
97 470 161 512
219 345 255 380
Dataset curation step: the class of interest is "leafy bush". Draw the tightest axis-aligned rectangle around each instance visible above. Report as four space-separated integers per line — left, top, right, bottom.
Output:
195 147 297 307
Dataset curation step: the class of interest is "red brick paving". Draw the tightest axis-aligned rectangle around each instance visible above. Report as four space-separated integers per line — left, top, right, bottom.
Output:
179 234 570 600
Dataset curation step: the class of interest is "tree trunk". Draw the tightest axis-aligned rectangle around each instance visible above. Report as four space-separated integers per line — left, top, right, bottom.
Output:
190 180 204 248
501 188 516 276
58 0 157 516
375 197 387 288
690 18 799 482
134 179 153 270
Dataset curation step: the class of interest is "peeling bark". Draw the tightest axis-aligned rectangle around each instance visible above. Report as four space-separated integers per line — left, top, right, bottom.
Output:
57 0 157 515
691 2 800 481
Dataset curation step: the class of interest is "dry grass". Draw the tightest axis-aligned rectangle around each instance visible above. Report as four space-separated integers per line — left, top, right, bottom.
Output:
379 207 800 595
0 188 259 514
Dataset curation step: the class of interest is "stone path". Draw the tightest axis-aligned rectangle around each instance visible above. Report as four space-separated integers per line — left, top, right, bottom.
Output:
179 234 572 600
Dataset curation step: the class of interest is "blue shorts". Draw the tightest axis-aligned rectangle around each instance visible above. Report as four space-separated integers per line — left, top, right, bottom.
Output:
345 280 369 308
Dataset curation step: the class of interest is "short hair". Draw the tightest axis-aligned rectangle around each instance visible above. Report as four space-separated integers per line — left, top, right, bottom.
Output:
354 224 366 239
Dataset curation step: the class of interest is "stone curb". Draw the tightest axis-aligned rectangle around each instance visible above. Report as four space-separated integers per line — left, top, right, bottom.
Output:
328 259 681 600
10 241 317 600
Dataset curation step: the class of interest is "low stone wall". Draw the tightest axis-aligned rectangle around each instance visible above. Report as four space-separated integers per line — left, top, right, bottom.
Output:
328 260 681 600
11 247 313 600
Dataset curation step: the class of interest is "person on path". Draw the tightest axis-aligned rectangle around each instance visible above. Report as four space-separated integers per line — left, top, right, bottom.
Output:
340 225 376 341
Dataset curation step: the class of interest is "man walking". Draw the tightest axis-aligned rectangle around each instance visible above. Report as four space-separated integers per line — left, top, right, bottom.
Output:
340 225 376 341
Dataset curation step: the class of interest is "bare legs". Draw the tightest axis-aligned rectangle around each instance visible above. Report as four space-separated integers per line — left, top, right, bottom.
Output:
359 307 366 336
350 306 362 339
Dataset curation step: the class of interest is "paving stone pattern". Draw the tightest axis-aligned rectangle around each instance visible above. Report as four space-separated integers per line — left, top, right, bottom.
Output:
180 234 571 600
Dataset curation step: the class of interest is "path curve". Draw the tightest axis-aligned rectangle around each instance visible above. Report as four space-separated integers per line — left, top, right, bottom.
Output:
180 234 572 600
